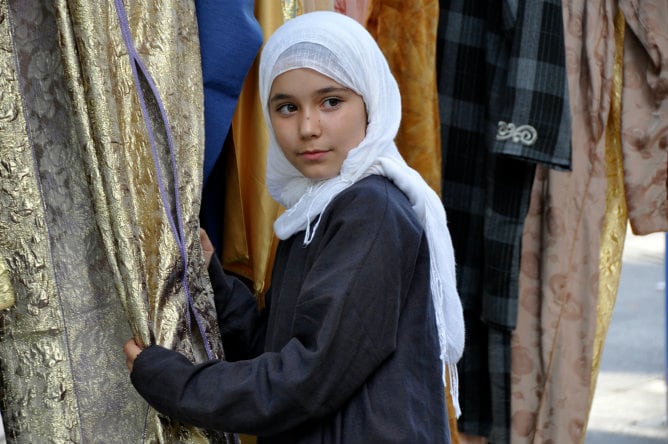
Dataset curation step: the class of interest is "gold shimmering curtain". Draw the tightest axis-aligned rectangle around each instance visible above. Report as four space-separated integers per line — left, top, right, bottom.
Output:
366 0 442 194
0 1 228 442
586 9 628 434
0 258 14 311
224 2 283 299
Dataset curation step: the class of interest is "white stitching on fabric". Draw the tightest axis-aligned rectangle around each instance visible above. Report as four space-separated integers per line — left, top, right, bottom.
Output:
496 121 538 146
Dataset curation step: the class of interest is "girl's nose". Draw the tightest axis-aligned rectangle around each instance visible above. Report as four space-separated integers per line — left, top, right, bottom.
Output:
299 112 321 139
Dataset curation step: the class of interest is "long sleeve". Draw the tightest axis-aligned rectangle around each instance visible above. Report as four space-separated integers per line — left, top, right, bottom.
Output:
207 255 268 361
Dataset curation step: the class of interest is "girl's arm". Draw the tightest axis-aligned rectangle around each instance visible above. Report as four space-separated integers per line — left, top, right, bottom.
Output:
208 254 268 361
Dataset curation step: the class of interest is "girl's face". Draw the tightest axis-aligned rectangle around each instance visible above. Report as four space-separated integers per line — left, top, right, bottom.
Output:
268 68 367 180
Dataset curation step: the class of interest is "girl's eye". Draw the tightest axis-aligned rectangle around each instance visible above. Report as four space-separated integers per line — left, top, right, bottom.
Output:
322 98 342 109
276 103 297 115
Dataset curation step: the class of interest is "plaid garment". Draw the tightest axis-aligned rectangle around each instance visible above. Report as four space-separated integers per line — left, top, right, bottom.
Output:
437 0 571 441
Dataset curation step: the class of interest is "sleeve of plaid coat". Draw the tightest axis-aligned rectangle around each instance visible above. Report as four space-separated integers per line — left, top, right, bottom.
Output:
489 0 572 170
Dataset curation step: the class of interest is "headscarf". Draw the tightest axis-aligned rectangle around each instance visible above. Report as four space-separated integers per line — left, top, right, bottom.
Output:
259 11 465 415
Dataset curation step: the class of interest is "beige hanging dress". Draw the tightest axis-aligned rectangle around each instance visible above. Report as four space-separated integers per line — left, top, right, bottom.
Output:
510 1 667 443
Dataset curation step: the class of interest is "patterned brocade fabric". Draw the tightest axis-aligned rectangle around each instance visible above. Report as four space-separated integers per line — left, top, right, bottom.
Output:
619 0 668 235
0 1 230 442
511 2 667 443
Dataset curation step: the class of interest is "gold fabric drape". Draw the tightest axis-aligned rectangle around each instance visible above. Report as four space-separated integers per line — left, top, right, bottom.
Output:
0 258 14 311
586 9 628 435
366 0 442 194
0 1 227 442
223 3 284 300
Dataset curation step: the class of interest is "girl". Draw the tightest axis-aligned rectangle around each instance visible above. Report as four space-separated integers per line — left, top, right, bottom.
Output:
125 11 464 443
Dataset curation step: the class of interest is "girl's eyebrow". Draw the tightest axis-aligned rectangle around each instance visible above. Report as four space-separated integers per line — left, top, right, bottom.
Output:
269 86 352 104
316 86 350 95
269 93 293 104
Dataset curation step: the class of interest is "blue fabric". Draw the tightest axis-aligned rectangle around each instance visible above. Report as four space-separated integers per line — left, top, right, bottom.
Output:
195 0 262 183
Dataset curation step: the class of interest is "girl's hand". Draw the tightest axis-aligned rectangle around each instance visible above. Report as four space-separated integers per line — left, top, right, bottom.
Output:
123 338 144 372
200 228 215 269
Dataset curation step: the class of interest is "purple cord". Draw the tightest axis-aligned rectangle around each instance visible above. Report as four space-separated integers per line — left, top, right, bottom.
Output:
113 0 213 360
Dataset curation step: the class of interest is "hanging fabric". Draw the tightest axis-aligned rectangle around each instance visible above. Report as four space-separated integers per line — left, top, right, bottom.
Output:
0 258 14 310
511 1 667 442
0 0 228 441
197 0 263 258
437 0 571 441
366 0 442 194
619 0 668 234
334 0 371 24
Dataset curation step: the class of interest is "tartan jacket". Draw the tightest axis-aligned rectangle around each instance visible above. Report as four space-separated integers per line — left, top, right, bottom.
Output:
437 0 571 439
438 0 571 330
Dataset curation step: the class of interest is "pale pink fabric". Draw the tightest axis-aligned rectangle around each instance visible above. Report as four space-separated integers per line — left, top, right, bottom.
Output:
334 0 371 25
619 0 668 235
511 1 617 442
511 1 668 443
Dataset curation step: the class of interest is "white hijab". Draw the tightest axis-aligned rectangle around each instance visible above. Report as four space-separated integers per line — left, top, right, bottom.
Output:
259 11 465 415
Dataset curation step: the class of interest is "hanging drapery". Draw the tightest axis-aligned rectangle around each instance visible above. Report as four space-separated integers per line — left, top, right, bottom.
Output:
511 0 668 442
222 2 284 301
510 6 624 441
366 0 442 194
437 0 571 441
0 258 14 311
619 0 668 234
334 0 372 25
196 0 262 257
0 0 228 442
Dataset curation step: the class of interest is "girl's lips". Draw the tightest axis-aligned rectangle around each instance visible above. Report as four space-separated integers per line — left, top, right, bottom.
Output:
299 150 329 161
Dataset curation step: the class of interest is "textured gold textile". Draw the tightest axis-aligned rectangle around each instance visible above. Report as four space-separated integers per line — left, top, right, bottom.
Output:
366 0 442 194
0 2 80 440
0 258 14 311
224 2 284 299
586 10 628 436
281 0 333 20
0 0 228 442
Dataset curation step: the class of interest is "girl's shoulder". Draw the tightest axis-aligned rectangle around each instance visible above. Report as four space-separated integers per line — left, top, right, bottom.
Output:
328 175 420 231
336 174 410 205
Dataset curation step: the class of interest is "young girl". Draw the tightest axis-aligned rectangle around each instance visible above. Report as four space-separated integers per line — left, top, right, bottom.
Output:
124 11 464 443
